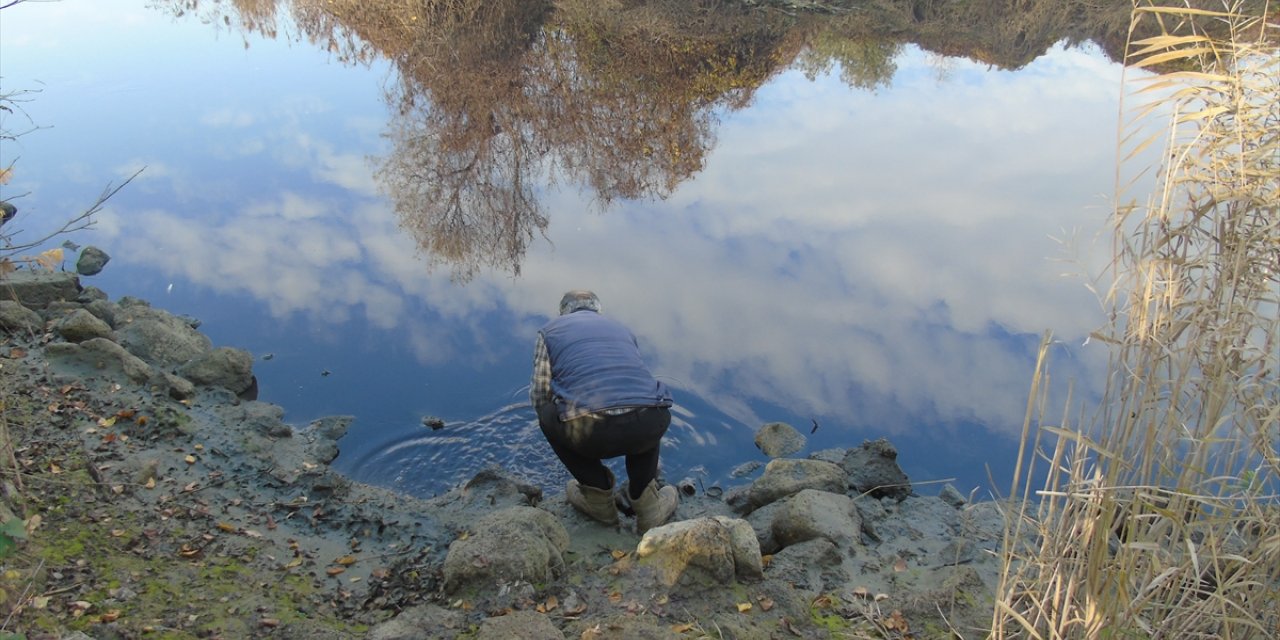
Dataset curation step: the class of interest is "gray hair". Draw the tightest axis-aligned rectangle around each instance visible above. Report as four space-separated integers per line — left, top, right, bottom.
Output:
559 290 601 315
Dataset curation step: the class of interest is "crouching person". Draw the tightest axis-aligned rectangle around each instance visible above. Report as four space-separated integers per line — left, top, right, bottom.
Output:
530 290 678 534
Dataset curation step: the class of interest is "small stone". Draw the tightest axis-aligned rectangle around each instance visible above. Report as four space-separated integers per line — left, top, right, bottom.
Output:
75 246 111 276
939 483 967 508
753 422 806 458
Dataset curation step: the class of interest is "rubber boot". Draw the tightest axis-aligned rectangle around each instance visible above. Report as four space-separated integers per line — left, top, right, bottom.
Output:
632 480 678 534
567 472 618 525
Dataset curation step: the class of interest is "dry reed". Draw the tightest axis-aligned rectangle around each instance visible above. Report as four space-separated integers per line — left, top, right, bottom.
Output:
992 1 1279 638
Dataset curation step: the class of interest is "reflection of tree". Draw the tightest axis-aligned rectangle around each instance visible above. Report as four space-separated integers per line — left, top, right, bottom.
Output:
150 0 1275 279
326 0 798 280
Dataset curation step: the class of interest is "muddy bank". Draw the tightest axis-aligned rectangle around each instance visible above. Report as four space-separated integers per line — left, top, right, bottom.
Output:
1 270 1020 639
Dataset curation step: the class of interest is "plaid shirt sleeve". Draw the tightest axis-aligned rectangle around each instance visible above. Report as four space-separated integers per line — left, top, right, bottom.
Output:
530 333 554 412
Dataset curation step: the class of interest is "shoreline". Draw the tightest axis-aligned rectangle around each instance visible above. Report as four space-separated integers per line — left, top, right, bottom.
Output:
2 269 1018 639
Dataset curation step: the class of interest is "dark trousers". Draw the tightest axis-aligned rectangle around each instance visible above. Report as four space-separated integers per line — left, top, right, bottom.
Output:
537 404 671 500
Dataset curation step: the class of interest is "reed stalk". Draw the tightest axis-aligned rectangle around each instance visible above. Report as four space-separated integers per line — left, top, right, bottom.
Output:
992 1 1279 638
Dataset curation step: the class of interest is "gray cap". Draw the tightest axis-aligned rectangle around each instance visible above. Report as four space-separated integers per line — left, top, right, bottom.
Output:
559 290 601 315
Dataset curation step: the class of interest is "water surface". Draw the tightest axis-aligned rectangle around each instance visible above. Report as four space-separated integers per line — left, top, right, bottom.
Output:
0 0 1145 498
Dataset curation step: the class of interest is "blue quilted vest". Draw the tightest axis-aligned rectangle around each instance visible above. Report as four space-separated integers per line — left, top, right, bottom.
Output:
540 311 672 420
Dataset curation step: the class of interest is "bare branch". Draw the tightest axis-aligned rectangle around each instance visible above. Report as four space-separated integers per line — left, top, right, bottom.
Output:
0 167 144 256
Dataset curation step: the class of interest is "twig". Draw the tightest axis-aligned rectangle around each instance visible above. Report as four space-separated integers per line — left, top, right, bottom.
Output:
0 167 144 256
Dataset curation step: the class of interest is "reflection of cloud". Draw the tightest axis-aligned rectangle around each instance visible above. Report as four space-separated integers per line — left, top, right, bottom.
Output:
96 40 1129 444
201 109 256 128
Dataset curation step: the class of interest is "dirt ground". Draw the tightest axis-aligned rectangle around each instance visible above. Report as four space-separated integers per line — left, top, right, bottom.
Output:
0 323 1011 640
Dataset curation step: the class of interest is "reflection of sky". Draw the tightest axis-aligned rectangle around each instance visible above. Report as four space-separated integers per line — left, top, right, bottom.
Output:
2 2 1137 497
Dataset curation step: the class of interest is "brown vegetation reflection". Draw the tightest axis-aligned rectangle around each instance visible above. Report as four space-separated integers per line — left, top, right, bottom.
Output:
146 0 1273 280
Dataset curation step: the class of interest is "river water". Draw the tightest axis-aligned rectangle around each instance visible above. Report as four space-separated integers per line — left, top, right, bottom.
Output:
1 1 1145 499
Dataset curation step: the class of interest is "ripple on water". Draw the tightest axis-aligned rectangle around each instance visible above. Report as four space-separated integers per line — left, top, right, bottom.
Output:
340 401 726 499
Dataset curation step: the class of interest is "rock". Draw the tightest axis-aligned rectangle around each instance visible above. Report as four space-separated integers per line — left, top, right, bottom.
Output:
745 458 845 511
115 305 213 368
475 610 565 640
160 371 196 400
234 402 292 438
53 308 113 343
634 516 763 586
730 460 763 478
564 615 679 640
764 538 844 592
45 337 154 385
0 300 43 333
461 467 542 509
940 483 967 508
0 271 81 308
178 346 254 394
75 246 111 276
367 604 465 640
78 286 109 303
84 299 119 327
771 489 863 552
753 421 806 458
442 507 568 594
842 438 912 501
309 415 353 440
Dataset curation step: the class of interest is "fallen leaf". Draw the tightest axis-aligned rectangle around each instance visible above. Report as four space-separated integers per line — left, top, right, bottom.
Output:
884 610 909 632
184 455 197 465
260 618 280 628
326 566 345 576
243 529 263 539
544 595 558 611
283 557 303 569
8 348 26 358
100 610 122 623
874 593 889 602
610 549 627 560
736 602 752 613
581 624 604 640
137 415 150 426
110 529 126 538
144 477 156 490
608 591 622 604
852 586 870 598
781 617 803 637
761 554 773 568
216 522 237 533
671 622 695 633
98 416 117 427
893 557 908 572
49 463 61 475
757 595 774 611
336 555 357 566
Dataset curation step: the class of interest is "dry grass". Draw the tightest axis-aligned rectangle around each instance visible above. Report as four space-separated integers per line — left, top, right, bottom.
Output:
992 1 1279 638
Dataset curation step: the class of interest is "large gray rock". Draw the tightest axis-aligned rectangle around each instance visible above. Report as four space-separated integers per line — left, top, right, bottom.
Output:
634 516 763 587
178 346 254 394
764 538 845 592
770 489 862 552
753 422 806 458
0 271 81 308
842 438 913 501
745 458 846 511
53 308 113 343
45 337 154 385
115 305 212 368
233 402 292 438
0 300 43 333
459 467 543 510
475 610 565 640
367 604 465 640
75 246 111 276
442 507 568 593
